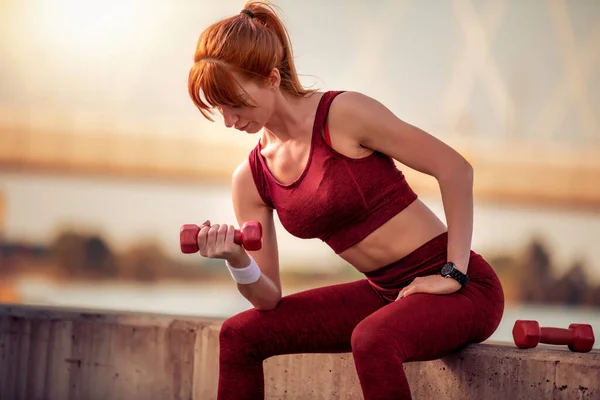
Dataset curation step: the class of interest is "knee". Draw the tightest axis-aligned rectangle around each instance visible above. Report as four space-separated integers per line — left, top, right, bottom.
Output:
219 309 261 351
351 320 411 362
351 320 390 357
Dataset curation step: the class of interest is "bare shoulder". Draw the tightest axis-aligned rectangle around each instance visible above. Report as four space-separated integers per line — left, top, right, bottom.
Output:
231 159 260 201
327 91 470 178
232 158 264 206
329 91 389 127
331 90 373 108
232 158 252 185
329 91 383 117
327 91 391 140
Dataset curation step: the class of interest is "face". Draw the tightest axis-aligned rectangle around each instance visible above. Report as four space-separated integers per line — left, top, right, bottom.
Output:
217 69 280 134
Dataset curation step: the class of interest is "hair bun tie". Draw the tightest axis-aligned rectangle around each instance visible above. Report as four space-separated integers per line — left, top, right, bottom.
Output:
240 9 255 18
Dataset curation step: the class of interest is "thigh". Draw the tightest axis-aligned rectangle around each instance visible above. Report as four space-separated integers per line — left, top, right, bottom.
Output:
354 292 478 362
221 279 387 358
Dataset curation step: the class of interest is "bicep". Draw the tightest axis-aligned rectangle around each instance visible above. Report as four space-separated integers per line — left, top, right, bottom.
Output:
231 160 281 293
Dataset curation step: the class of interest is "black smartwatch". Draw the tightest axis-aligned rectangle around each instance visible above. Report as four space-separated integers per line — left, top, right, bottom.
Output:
440 262 470 287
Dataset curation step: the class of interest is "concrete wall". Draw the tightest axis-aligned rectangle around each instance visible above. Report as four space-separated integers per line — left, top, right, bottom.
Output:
1 304 598 399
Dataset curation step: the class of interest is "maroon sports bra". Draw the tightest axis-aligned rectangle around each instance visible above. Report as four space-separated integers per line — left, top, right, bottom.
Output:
248 91 418 254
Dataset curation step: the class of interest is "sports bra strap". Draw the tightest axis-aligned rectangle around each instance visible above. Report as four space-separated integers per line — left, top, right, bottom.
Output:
313 91 346 145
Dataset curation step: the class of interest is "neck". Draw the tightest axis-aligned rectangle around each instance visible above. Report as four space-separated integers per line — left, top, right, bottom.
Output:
263 91 318 142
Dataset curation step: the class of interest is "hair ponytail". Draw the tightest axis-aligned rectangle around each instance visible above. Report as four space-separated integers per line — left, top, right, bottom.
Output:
188 1 316 120
241 1 308 96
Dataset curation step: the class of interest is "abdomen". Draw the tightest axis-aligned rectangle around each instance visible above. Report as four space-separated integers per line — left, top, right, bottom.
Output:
339 199 447 272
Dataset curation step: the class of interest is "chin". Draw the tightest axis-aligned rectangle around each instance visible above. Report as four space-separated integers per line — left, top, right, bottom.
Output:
245 124 263 134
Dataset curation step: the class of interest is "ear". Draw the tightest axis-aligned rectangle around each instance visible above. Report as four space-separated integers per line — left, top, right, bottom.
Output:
266 68 281 90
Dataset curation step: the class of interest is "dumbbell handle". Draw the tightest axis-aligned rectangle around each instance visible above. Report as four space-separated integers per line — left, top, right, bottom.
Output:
539 327 575 346
187 226 246 244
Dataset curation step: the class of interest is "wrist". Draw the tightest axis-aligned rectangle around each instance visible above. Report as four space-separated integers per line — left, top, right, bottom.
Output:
225 254 261 285
226 252 251 269
447 256 469 273
441 261 470 287
443 276 462 290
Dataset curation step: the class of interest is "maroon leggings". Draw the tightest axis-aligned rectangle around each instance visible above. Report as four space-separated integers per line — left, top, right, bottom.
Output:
217 233 505 399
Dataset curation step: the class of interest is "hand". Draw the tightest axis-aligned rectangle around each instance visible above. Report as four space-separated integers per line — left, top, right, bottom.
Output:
197 220 249 266
396 274 462 301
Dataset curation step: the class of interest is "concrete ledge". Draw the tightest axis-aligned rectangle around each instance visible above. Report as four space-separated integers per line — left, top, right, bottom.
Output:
1 304 599 399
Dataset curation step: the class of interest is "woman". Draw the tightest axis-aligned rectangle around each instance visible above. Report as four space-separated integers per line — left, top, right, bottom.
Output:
188 2 504 399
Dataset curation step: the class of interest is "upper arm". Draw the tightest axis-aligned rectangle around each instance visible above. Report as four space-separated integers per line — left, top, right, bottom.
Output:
231 159 281 294
329 91 472 179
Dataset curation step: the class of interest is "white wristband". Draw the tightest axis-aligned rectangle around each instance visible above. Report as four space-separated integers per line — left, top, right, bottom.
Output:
225 255 261 284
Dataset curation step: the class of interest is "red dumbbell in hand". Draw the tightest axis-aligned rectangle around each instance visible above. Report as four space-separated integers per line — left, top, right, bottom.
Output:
180 221 263 253
512 320 595 353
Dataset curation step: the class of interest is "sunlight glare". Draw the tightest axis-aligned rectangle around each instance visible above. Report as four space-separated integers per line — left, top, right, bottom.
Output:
34 0 139 55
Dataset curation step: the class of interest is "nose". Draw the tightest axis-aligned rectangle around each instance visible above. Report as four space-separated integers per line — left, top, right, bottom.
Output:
221 107 238 128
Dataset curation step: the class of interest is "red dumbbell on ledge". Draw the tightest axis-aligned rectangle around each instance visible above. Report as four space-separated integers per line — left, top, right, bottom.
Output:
180 221 263 253
512 320 595 353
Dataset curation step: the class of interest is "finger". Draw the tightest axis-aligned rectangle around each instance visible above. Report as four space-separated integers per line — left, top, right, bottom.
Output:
202 220 211 227
206 224 220 251
197 225 210 256
225 225 236 245
397 284 421 300
396 285 412 301
216 224 228 248
402 284 424 298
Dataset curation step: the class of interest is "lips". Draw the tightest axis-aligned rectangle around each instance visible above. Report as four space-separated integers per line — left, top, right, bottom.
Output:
236 122 249 131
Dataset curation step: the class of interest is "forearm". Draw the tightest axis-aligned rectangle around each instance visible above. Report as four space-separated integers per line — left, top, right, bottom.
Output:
237 275 281 310
438 163 474 274
227 253 282 310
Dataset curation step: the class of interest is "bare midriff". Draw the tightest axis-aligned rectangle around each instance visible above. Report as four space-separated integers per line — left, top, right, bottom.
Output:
338 199 448 273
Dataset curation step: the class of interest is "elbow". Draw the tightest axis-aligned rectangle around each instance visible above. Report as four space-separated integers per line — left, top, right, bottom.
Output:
456 153 473 177
254 301 280 311
462 159 474 184
254 295 282 311
438 158 473 185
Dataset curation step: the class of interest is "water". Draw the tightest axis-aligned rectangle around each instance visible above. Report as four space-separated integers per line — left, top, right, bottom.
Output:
14 278 600 349
2 172 600 281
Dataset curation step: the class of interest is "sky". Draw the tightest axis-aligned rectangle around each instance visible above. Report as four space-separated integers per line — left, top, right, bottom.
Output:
0 0 598 144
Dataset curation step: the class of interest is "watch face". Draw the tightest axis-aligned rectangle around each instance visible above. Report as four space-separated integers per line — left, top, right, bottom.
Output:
441 263 453 276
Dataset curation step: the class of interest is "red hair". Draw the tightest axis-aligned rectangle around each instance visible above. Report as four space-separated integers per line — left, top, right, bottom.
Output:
188 1 316 121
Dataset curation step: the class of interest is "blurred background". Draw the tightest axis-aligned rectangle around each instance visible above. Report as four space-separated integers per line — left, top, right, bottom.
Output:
0 0 599 346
